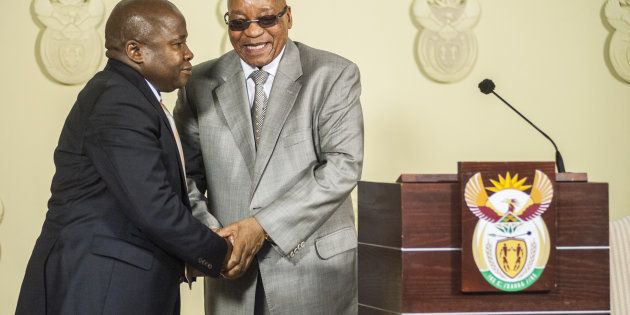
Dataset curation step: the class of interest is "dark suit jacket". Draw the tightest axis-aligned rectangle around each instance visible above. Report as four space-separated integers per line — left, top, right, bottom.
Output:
16 59 227 315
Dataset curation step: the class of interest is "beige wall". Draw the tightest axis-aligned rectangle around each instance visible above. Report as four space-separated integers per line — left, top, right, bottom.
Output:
1 0 628 313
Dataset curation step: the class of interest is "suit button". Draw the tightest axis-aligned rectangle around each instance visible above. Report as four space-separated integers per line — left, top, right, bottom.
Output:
207 263 213 269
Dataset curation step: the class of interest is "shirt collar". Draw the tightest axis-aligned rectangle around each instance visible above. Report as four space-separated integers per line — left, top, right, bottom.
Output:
240 45 286 80
145 79 161 102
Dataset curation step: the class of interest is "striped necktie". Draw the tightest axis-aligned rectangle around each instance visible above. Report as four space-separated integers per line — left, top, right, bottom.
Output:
249 70 269 149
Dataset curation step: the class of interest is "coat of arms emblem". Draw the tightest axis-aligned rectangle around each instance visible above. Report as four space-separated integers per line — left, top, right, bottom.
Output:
33 0 105 85
465 170 553 291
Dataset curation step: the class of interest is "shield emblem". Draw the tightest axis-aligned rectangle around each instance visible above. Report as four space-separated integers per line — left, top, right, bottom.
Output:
496 238 527 278
60 43 86 72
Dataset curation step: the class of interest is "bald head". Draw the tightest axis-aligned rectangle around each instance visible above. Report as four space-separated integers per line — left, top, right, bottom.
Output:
226 0 288 11
103 0 194 92
105 0 182 58
227 0 287 7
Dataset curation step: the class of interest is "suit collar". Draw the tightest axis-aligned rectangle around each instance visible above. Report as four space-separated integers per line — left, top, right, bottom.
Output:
105 59 161 109
144 79 162 102
275 39 303 82
104 59 175 142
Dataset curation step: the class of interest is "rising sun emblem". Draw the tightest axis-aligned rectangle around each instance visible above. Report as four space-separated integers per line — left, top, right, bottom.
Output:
465 170 553 291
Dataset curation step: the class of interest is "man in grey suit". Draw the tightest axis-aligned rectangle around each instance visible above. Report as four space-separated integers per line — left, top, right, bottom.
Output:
174 0 363 313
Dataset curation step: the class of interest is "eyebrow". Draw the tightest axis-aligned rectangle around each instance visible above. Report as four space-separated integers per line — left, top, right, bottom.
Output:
166 33 187 42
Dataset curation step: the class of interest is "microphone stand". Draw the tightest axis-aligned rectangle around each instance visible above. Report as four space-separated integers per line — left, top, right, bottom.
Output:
479 79 566 173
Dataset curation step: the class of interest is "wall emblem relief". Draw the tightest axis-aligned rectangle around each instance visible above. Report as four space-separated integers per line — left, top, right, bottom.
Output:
33 0 105 85
411 0 481 83
605 0 630 83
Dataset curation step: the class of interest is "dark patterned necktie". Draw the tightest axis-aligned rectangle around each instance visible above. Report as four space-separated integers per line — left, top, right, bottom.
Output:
249 70 269 149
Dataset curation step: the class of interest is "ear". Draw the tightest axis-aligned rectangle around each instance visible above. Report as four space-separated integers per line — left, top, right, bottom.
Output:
286 6 293 29
125 40 143 64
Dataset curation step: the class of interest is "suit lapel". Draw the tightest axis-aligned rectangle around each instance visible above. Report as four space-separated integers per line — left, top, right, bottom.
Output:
213 55 256 178
105 59 188 201
252 40 303 191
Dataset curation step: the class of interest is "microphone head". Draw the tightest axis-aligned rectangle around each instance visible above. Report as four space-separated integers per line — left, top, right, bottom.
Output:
479 79 495 94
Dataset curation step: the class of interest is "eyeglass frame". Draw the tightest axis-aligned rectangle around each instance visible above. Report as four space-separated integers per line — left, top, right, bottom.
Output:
223 5 289 31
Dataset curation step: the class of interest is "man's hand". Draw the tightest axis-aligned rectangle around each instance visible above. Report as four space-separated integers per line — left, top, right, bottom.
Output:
217 217 266 279
187 229 233 278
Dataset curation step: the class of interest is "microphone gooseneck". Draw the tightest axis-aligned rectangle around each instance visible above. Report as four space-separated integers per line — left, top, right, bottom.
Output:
478 79 566 173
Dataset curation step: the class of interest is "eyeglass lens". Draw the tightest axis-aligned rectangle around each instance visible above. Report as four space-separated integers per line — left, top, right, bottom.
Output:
226 6 287 31
228 16 277 31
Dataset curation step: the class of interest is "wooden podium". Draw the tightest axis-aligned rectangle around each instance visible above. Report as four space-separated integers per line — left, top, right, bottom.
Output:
358 172 609 314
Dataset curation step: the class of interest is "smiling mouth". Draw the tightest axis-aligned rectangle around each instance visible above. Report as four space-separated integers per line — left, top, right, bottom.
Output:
243 43 269 53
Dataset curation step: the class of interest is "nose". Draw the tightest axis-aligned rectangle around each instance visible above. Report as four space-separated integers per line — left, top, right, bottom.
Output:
184 43 194 61
243 21 265 37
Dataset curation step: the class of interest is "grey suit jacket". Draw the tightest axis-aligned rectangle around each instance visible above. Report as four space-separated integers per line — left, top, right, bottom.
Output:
174 40 363 315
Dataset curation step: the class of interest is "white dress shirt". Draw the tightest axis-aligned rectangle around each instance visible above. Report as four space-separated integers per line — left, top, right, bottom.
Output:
240 46 286 108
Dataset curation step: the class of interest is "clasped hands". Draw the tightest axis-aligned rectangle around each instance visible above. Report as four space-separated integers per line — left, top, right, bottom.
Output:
217 217 266 279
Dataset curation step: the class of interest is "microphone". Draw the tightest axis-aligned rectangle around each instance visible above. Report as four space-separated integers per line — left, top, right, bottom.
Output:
478 79 566 173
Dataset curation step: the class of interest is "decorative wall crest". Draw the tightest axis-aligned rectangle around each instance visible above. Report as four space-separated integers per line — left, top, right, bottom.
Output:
411 0 481 83
605 0 630 83
33 0 105 85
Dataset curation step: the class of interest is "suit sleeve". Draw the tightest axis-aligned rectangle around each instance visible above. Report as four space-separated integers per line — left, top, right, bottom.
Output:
84 84 227 277
173 86 223 229
255 62 364 256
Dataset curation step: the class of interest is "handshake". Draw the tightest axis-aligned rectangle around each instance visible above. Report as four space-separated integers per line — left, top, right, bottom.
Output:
191 217 267 279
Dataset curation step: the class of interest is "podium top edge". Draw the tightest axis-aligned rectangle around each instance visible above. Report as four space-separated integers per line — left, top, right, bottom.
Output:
557 172 588 182
396 174 457 183
396 173 588 183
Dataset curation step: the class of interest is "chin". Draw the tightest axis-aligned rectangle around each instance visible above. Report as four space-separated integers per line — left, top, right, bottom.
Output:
240 51 274 68
173 79 189 90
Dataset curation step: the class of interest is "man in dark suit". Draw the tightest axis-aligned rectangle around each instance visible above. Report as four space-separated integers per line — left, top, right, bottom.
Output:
16 1 230 314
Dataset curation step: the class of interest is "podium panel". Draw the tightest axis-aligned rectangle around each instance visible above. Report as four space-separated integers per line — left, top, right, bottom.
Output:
358 174 609 314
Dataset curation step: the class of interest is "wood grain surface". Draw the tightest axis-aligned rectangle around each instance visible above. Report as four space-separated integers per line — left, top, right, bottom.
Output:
357 174 609 314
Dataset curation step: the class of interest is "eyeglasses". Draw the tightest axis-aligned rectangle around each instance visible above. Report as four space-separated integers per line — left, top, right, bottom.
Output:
224 6 289 32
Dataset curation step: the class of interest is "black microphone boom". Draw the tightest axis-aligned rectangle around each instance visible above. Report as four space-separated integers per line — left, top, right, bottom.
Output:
478 79 566 173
